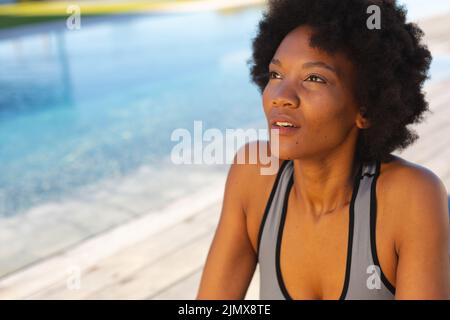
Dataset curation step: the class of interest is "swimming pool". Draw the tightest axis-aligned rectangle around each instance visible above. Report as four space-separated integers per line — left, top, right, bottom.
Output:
0 2 449 217
0 8 268 216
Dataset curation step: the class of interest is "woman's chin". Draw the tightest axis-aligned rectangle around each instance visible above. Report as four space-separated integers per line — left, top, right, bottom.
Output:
273 146 303 161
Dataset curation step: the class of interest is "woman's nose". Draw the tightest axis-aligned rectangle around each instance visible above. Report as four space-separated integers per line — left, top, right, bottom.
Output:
272 98 296 108
271 86 299 108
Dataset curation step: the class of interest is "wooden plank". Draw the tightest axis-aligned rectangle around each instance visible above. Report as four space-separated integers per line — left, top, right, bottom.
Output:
26 201 222 299
419 12 450 54
394 78 450 187
0 181 224 299
150 267 203 300
150 265 260 300
85 229 216 299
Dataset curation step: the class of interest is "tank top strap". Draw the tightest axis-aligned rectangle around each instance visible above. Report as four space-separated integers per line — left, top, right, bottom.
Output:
257 159 293 258
345 159 396 299
257 159 294 300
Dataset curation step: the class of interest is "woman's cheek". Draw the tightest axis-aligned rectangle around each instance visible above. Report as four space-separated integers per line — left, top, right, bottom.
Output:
262 87 273 115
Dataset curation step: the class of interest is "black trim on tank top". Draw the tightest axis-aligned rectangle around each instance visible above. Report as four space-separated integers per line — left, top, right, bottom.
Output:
275 161 364 300
275 173 294 300
369 159 397 296
256 159 290 260
339 161 363 300
362 172 376 178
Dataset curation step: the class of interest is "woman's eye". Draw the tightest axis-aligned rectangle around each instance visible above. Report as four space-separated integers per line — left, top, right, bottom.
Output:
268 72 326 84
268 71 281 80
305 75 326 83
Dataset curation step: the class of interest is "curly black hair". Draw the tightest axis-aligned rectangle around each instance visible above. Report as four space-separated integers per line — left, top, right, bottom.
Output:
247 0 432 163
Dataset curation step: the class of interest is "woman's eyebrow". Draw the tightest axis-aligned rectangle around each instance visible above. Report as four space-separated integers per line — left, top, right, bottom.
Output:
270 58 283 67
270 58 338 76
302 61 338 75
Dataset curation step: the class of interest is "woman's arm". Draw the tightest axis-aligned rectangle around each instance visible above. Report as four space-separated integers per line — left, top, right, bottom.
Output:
196 151 258 300
394 168 450 299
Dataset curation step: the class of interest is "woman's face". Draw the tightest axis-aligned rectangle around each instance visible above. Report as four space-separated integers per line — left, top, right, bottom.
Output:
263 25 367 161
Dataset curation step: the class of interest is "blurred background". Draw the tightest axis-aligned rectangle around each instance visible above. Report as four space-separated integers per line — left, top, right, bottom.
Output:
0 0 449 299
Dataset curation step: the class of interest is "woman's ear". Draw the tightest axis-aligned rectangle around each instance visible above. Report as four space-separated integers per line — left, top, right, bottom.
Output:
356 111 371 129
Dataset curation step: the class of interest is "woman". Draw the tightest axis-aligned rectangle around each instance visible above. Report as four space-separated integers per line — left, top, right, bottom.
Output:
197 0 449 299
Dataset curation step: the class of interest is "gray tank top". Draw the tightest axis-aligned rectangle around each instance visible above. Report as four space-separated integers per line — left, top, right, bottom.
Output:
257 159 396 300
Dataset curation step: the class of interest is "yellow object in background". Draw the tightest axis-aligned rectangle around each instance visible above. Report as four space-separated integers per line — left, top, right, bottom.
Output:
0 0 266 16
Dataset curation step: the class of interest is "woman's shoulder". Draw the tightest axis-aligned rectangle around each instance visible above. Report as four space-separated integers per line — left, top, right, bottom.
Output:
230 140 284 176
377 154 448 235
228 140 285 212
226 141 286 253
378 154 447 196
377 156 449 292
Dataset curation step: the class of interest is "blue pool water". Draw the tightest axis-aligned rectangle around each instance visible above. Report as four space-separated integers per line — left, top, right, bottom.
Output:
0 9 267 216
0 3 449 217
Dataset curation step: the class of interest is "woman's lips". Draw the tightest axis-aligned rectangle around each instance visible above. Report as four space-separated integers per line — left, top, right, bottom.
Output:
270 124 301 136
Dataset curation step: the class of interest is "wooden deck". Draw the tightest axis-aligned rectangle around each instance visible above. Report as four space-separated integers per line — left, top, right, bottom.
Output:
0 11 449 300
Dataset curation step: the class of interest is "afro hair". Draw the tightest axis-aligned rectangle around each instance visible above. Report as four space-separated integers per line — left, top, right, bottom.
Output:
247 0 432 163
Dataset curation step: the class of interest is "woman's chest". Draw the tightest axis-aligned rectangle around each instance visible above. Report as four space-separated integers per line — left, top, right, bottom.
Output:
245 178 398 299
